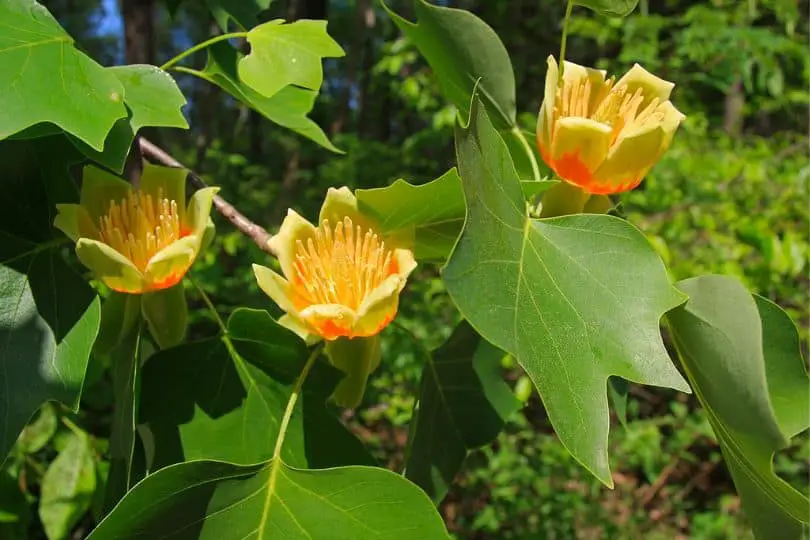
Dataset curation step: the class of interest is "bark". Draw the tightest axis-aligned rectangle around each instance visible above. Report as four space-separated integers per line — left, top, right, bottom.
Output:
723 76 745 136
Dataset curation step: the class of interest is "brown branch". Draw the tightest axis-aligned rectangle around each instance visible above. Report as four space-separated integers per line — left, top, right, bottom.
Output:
138 137 276 256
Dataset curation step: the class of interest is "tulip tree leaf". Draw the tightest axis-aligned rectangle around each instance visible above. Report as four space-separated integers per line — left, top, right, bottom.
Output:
108 65 189 132
384 0 516 129
140 308 373 471
239 19 345 99
443 97 689 486
667 275 810 539
0 137 100 462
0 0 127 149
405 321 521 502
66 118 135 175
88 459 450 540
39 431 96 540
573 0 639 17
199 42 340 152
357 169 465 261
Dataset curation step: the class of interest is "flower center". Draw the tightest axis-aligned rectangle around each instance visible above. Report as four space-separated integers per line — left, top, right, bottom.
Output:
554 77 667 142
98 189 184 271
292 217 397 310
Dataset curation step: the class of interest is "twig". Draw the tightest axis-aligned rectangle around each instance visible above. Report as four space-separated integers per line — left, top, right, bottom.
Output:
138 137 275 255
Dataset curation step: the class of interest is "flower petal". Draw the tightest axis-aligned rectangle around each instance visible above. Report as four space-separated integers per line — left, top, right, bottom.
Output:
186 187 219 239
144 235 198 290
354 274 402 337
325 335 381 408
592 123 665 193
140 161 188 223
267 209 317 280
252 264 299 315
656 100 686 150
537 56 560 152
298 304 358 341
393 248 417 282
80 166 132 222
549 117 612 190
54 204 99 242
75 238 144 294
615 64 675 107
278 314 320 346
318 186 376 232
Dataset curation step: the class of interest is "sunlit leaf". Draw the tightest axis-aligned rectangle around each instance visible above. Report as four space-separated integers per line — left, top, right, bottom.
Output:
199 42 340 152
0 0 126 149
39 431 96 540
573 0 639 17
405 321 521 502
443 97 689 486
239 19 344 98
0 137 100 462
667 275 810 539
140 308 373 470
108 65 189 132
384 0 516 129
89 459 449 540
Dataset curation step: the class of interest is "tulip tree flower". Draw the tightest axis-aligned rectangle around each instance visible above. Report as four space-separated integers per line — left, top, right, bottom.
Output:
536 56 685 195
253 187 417 408
54 163 217 349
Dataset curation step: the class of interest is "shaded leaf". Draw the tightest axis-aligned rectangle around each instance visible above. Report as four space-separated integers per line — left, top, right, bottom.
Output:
108 65 189 132
608 377 629 428
39 432 96 540
16 402 58 454
66 117 134 175
573 0 639 17
405 321 521 502
239 19 344 98
89 459 449 540
667 275 810 539
385 0 516 129
199 42 340 152
140 308 373 470
0 0 126 149
0 137 100 462
443 97 689 486
204 0 271 31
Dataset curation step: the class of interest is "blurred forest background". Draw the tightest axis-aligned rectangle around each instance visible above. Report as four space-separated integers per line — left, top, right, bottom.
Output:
4 0 808 538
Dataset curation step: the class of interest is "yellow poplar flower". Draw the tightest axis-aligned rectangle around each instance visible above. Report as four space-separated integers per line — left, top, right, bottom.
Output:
253 187 417 342
536 56 685 194
54 163 218 294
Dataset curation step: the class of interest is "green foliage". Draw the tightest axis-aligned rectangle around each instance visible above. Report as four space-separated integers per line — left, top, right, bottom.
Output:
573 0 639 17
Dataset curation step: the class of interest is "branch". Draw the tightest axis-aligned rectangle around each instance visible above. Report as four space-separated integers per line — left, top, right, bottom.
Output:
138 137 276 256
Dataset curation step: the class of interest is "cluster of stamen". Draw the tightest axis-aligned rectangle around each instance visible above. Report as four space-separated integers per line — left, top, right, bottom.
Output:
98 189 183 270
554 77 667 143
292 218 395 310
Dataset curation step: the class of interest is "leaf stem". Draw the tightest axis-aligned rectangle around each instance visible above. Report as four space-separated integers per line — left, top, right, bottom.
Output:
159 32 248 71
511 127 541 182
558 0 575 81
272 344 323 460
189 276 227 335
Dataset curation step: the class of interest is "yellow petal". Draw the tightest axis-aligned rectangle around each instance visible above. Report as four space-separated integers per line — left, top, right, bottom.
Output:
298 304 358 341
354 274 401 337
144 235 198 290
538 56 560 151
656 100 686 150
186 187 219 239
592 123 665 192
80 166 132 222
615 64 675 108
394 248 417 282
54 204 99 242
278 314 320 346
318 186 376 232
551 117 612 172
75 238 144 294
140 161 188 223
252 263 299 315
267 209 317 279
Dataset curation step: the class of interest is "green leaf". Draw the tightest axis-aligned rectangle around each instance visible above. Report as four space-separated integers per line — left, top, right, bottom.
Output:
384 0 516 129
66 118 134 175
140 308 373 470
608 378 629 428
443 97 689 486
357 169 464 261
239 19 345 98
200 42 340 152
405 321 521 502
204 0 272 31
573 0 639 17
102 326 142 517
15 402 58 454
0 137 100 462
89 459 449 540
667 275 810 539
0 0 126 149
108 65 189 132
39 432 96 540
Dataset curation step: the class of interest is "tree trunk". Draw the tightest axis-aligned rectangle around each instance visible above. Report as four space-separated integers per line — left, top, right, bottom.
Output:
723 76 745 136
332 0 375 136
